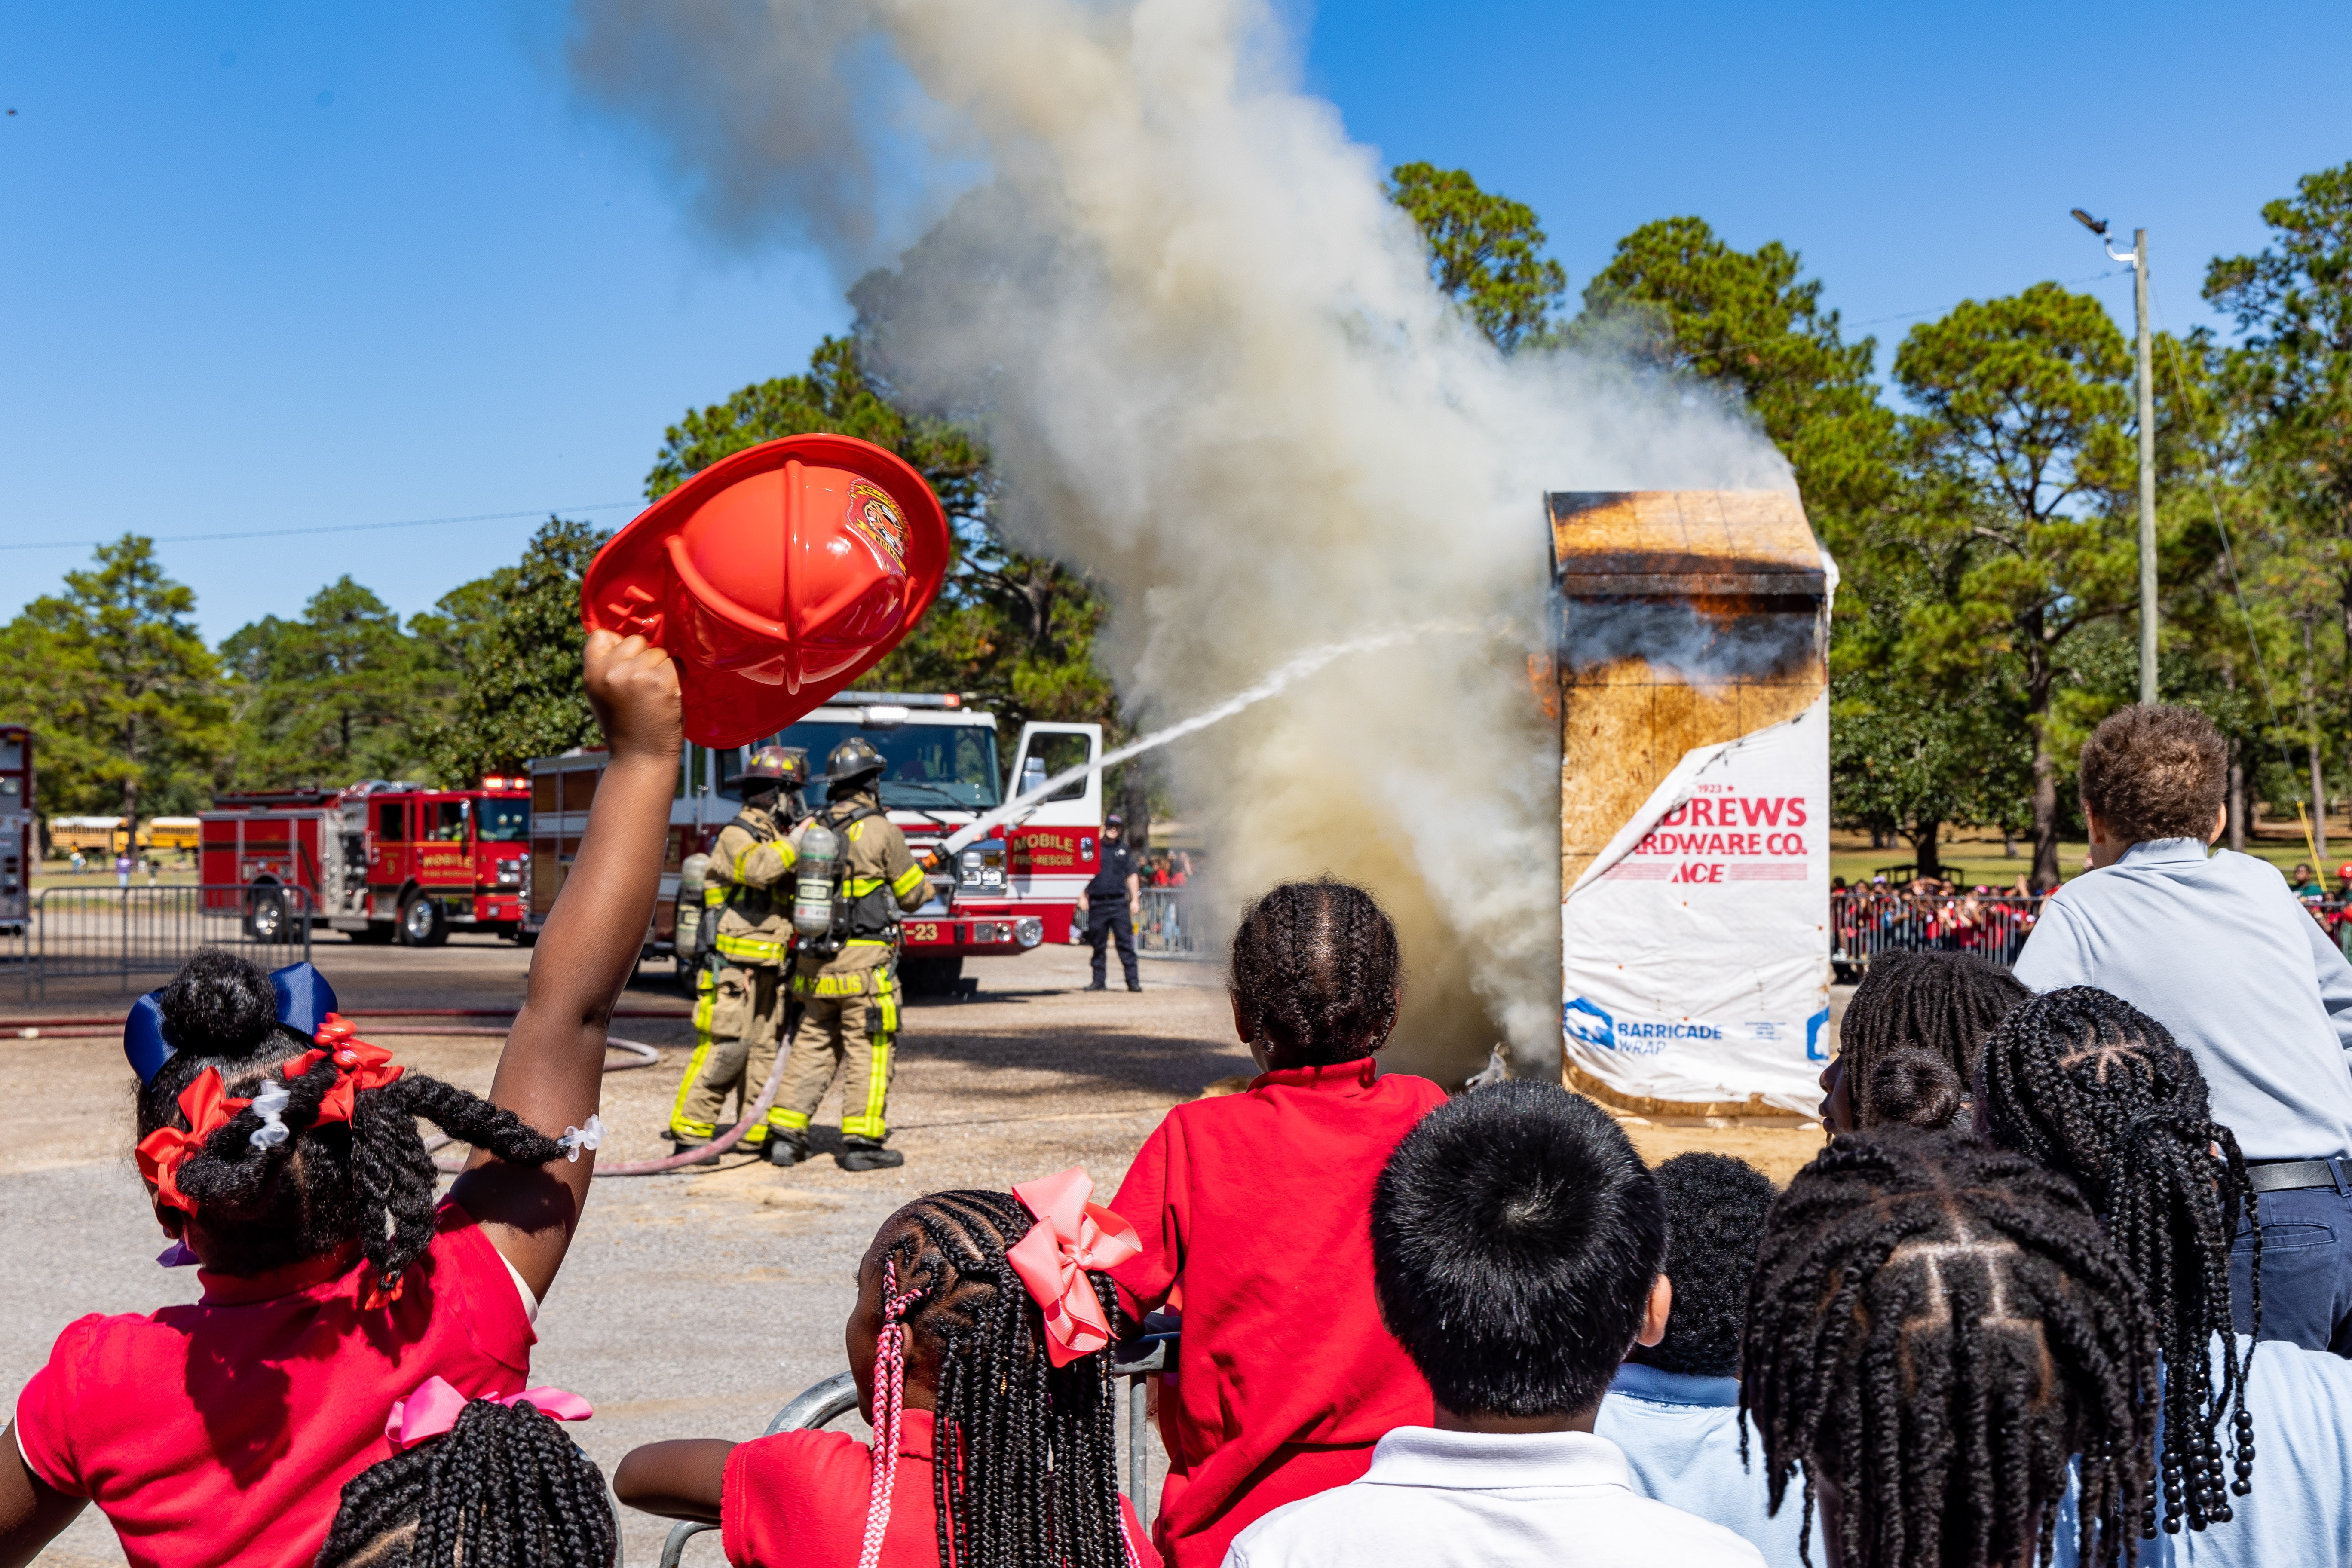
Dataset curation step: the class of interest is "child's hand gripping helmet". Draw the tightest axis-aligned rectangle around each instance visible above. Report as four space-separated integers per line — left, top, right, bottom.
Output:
580 434 950 748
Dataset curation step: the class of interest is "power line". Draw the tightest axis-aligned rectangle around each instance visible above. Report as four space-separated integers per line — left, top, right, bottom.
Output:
0 500 642 553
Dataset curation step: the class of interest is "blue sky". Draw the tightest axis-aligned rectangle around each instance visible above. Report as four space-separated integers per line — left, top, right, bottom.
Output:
3 1 2346 641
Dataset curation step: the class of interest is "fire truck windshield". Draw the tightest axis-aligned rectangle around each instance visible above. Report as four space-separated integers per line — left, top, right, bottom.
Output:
726 722 1003 813
476 799 528 842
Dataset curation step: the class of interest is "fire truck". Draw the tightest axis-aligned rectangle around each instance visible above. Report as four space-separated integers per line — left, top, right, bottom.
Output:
527 694 1104 994
199 779 533 945
0 725 31 934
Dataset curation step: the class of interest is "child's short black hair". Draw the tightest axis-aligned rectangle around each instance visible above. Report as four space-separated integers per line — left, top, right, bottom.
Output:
1371 1080 1664 1418
315 1397 615 1567
1626 1152 1775 1379
1228 879 1403 1066
137 947 564 1290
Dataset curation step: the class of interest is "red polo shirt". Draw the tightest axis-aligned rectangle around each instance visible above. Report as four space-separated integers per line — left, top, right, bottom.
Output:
1107 1058 1446 1568
722 1408 1159 1567
12 1203 534 1568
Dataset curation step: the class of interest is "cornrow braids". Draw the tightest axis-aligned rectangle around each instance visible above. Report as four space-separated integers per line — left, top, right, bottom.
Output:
137 947 565 1288
1840 950 2029 1128
1977 986 2260 1535
1741 1132 2158 1568
873 1190 1129 1568
1227 879 1403 1066
315 1398 616 1568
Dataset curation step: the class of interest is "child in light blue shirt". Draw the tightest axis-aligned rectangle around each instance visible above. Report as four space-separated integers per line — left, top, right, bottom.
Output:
1595 1152 1822 1568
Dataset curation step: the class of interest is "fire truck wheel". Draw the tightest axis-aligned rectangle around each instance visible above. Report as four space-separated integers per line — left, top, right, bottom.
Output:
243 886 287 943
398 894 449 947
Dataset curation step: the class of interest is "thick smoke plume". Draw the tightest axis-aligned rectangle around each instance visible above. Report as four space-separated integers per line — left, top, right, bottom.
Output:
569 0 1791 1080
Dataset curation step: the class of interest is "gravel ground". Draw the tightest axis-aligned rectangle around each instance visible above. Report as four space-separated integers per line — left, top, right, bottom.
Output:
0 934 1835 1566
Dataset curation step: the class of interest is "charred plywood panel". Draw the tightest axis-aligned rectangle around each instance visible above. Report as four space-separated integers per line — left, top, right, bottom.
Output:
1553 490 1831 1119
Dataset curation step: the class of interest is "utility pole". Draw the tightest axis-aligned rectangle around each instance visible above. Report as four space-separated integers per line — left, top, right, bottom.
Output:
2072 209 2159 704
2133 228 2156 705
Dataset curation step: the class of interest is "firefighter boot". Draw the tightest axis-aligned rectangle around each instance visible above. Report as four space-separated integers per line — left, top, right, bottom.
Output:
766 1130 811 1168
838 1136 904 1172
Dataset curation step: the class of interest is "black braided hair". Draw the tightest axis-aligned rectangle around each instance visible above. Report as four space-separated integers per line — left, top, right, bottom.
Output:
1977 986 2260 1536
135 947 565 1290
315 1397 616 1568
872 1190 1128 1568
1741 1132 2158 1568
1867 1047 1966 1132
1227 879 1403 1066
1841 950 2028 1128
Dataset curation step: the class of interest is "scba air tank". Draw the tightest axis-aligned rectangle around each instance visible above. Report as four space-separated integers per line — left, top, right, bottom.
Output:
793 821 838 938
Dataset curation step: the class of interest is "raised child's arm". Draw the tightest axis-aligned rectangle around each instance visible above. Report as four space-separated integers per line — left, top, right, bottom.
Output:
455 630 682 1299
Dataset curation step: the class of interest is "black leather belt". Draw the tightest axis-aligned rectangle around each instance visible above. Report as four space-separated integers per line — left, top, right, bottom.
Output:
2247 1158 2346 1194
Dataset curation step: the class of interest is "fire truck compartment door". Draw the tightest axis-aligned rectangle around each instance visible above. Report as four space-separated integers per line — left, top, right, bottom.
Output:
1006 723 1102 827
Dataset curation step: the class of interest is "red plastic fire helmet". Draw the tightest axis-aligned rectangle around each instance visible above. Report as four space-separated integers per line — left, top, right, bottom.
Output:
580 434 951 748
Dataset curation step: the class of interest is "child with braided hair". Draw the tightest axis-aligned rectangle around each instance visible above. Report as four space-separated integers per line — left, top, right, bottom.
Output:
1741 1132 2162 1568
1819 949 2027 1133
1978 986 2352 1562
1103 879 1446 1568
614 1177 1160 1568
0 630 683 1568
315 1379 610 1568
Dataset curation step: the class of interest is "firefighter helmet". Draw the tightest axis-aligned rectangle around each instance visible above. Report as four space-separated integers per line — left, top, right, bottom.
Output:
827 736 886 788
579 433 950 750
741 746 809 788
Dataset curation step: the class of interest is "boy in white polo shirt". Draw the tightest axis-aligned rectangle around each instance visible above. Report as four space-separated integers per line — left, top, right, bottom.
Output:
1222 1081 1763 1568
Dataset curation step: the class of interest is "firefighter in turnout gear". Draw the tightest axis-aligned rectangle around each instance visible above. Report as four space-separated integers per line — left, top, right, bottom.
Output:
669 745 810 1162
772 735 931 1171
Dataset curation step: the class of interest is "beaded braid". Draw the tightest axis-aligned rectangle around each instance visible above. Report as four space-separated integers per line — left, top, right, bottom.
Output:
139 950 566 1292
870 1190 1130 1568
1227 879 1403 1066
1977 987 2260 1535
858 1260 930 1568
1839 950 2029 1128
315 1398 615 1568
1741 1133 2159 1568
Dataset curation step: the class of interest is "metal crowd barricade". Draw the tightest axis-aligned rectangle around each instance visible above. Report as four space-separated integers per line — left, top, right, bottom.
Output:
1137 887 1194 955
6 883 315 1002
1829 889 2045 979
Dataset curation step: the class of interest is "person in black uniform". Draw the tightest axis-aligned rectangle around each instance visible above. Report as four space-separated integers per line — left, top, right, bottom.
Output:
1083 812 1143 992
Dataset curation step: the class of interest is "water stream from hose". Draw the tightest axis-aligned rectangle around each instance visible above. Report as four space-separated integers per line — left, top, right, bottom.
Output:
936 618 1520 860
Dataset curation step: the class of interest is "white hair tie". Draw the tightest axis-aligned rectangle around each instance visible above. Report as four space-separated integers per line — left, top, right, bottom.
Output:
558 1114 604 1163
248 1079 292 1150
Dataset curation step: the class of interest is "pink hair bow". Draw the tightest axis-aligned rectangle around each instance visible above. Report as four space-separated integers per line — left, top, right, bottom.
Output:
384 1375 594 1451
1007 1167 1141 1367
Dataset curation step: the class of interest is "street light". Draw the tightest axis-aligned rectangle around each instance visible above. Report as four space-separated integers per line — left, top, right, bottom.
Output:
2074 206 2158 705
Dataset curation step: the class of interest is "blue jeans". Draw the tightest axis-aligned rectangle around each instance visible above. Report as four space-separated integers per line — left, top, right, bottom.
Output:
2230 1167 2352 1356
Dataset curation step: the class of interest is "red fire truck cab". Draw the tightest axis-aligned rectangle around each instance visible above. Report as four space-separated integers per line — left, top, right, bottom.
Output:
200 780 532 945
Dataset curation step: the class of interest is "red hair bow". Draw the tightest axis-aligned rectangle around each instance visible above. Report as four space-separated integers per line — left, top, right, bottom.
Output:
282 1013 403 1125
1007 1167 1141 1367
135 1069 248 1217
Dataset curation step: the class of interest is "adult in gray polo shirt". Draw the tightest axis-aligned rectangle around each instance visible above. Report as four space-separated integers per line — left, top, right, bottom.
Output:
2012 703 2352 1355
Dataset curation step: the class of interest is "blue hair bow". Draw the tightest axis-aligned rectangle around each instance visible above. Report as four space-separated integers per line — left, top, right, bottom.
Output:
123 962 342 1084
